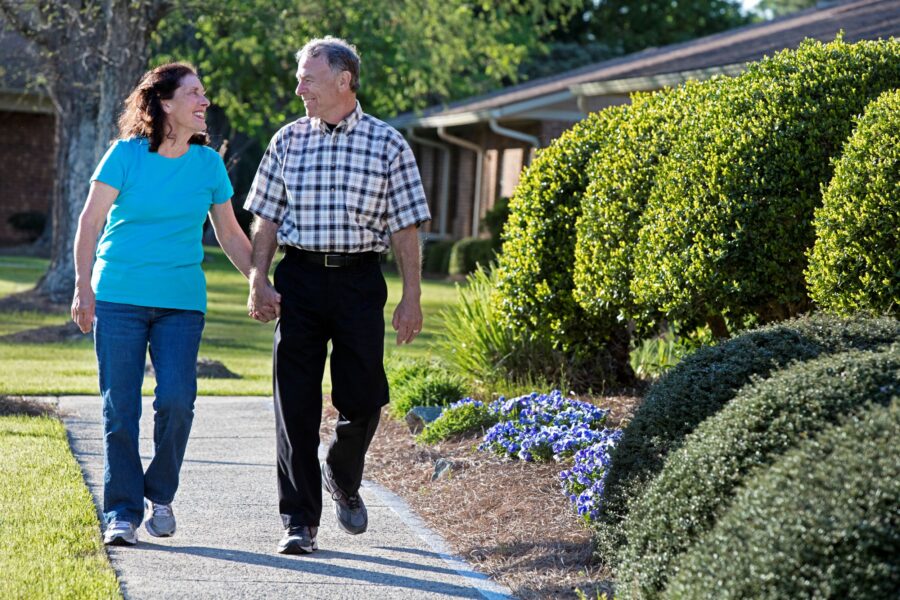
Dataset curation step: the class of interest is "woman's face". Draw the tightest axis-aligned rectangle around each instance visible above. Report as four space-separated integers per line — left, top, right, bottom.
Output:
163 74 209 136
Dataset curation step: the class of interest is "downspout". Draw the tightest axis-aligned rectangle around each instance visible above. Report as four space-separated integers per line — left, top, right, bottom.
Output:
437 125 484 238
406 128 450 238
488 116 540 166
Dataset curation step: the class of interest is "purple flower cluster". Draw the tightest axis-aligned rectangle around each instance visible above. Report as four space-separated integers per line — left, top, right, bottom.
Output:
478 390 611 462
558 429 623 522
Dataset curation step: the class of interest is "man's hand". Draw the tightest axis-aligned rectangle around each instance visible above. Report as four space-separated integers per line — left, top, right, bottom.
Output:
248 274 282 323
71 285 95 334
392 296 423 345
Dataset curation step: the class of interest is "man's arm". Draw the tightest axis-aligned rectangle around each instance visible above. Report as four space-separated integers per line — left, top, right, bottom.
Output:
247 217 282 322
390 225 423 345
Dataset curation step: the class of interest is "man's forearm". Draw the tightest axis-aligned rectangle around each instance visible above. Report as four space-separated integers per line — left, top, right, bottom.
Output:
250 218 279 283
390 226 422 300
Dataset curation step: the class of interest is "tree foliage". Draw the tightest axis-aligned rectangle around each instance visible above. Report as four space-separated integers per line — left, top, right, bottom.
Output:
153 0 581 145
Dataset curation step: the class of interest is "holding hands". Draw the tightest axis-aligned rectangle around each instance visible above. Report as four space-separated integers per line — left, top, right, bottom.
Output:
248 273 281 322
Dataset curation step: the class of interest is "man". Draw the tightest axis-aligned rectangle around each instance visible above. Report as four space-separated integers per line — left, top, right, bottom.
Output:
243 36 430 555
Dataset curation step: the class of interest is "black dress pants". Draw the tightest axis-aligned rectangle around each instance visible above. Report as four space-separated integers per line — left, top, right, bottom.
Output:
272 251 388 528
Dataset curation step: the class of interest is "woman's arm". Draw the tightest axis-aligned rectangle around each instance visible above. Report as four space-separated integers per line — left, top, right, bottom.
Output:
209 200 252 278
71 181 118 333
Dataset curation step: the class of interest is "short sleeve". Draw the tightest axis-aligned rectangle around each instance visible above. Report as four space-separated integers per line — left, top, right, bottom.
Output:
91 140 129 190
385 137 431 233
211 153 234 205
243 131 288 224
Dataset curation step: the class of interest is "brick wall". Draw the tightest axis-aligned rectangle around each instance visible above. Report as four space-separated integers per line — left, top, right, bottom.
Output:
0 111 55 245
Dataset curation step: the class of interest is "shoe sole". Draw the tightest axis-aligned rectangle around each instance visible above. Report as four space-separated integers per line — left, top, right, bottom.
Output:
278 540 318 555
321 462 367 535
144 521 176 537
104 534 137 546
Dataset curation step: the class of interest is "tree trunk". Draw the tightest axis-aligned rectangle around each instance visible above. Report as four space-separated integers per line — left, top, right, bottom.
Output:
32 0 171 302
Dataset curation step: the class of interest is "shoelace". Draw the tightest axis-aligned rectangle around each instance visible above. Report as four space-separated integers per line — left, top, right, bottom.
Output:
331 490 362 510
151 503 172 518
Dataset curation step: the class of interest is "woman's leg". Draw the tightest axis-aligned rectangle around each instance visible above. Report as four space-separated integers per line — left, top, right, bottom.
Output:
143 308 204 504
94 300 151 527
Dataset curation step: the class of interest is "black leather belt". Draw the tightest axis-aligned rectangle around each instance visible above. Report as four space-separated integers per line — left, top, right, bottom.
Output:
284 246 381 268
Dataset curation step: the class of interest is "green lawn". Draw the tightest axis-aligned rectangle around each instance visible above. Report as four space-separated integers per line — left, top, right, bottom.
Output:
0 413 121 599
0 248 459 396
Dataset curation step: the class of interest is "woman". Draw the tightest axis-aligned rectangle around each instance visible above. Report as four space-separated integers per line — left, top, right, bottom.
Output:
71 62 253 546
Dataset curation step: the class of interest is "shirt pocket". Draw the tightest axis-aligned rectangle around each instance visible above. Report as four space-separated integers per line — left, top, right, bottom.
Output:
345 157 389 231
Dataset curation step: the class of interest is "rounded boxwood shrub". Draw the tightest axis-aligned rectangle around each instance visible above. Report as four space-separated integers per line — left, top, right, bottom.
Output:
494 107 634 387
631 37 900 327
666 398 900 599
594 313 900 563
806 88 900 316
616 345 900 599
574 81 717 326
447 237 495 276
386 356 467 419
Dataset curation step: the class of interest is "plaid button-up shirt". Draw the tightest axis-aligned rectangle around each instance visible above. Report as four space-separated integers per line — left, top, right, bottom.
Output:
243 102 430 253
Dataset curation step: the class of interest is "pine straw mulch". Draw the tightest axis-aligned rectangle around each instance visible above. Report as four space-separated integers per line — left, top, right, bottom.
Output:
321 392 642 600
0 395 59 417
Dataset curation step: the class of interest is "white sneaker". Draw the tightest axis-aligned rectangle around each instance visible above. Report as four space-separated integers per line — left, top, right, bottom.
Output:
103 520 137 546
144 500 176 537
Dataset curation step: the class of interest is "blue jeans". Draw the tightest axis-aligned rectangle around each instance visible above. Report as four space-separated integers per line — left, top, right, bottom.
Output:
94 300 204 526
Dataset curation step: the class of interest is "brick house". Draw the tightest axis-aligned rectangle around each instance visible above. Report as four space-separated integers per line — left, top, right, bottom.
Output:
391 0 900 241
0 29 55 246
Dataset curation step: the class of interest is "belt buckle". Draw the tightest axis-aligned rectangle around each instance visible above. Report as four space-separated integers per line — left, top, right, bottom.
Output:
324 254 341 268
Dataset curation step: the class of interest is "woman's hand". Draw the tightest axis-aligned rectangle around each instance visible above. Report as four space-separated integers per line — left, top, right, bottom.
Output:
71 285 96 333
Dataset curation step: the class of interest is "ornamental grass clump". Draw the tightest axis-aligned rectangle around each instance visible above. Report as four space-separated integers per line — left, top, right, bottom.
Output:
666 398 900 599
616 344 900 600
417 398 499 445
479 390 614 462
806 88 900 316
385 356 467 419
594 313 900 564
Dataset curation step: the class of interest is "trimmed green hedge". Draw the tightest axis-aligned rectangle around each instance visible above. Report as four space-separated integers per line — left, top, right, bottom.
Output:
667 398 900 599
573 82 712 326
631 37 900 327
423 240 455 275
806 88 900 316
447 237 495 276
594 313 900 563
616 345 900 599
494 107 634 387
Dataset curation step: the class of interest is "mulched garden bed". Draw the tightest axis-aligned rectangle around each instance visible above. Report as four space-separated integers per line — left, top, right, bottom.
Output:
323 392 642 599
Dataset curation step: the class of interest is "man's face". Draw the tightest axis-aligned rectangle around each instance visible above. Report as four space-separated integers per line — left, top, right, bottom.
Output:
295 54 343 120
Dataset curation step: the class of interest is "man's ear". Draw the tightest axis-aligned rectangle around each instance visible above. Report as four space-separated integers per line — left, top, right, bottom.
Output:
340 71 351 90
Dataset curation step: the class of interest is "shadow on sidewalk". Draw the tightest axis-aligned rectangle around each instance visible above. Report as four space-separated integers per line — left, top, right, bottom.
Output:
135 543 484 598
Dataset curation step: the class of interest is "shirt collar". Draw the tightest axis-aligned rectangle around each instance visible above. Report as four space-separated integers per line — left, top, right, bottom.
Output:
312 101 363 135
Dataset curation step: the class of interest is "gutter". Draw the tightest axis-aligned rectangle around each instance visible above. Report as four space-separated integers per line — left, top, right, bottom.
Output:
437 126 484 238
488 117 540 150
406 128 451 238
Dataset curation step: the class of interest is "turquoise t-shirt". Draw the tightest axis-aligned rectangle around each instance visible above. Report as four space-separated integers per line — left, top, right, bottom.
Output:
90 138 233 313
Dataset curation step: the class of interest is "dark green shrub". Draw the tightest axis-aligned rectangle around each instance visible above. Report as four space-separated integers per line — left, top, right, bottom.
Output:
481 196 510 250
631 38 900 327
807 88 900 316
7 211 46 240
667 398 900 599
594 313 900 563
437 268 562 396
422 239 454 275
417 400 499 445
494 107 634 388
386 356 467 419
617 345 900 599
447 237 495 276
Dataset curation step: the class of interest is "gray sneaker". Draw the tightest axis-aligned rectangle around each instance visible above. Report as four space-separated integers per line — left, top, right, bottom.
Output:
277 525 318 554
321 460 367 534
144 499 176 537
104 520 137 546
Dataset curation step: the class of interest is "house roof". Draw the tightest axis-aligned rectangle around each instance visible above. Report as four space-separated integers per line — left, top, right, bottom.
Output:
391 0 900 129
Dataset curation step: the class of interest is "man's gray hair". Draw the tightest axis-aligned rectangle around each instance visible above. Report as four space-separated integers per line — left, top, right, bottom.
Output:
296 36 360 92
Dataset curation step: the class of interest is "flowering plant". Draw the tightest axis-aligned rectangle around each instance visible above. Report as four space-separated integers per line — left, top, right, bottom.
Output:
559 430 623 522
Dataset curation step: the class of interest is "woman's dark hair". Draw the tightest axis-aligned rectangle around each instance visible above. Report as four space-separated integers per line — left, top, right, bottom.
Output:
117 62 208 152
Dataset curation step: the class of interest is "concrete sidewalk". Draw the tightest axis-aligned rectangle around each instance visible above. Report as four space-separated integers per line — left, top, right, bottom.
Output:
60 396 513 600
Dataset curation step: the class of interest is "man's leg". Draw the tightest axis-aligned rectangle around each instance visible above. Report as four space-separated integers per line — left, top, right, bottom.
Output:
273 257 329 529
326 263 389 498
